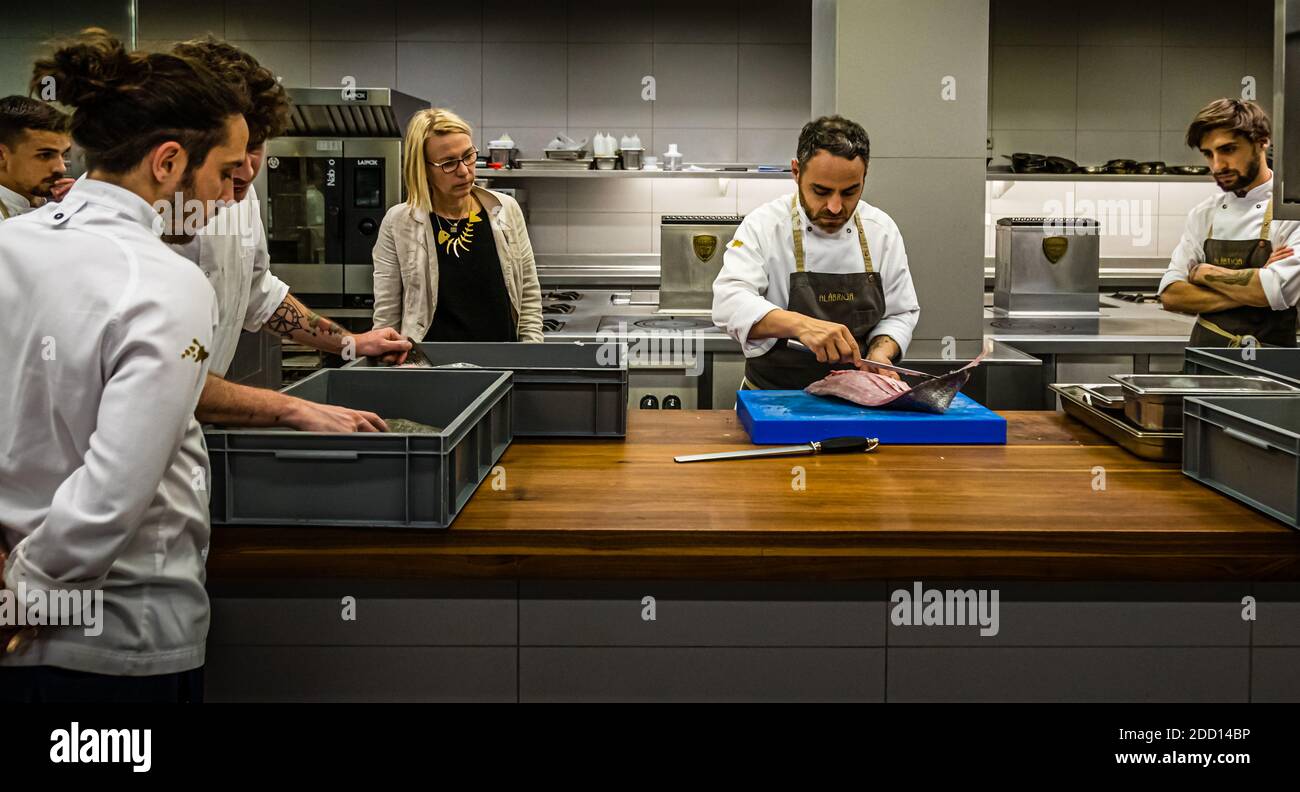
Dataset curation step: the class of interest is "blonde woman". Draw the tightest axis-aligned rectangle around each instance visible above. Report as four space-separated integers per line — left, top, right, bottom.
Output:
372 108 543 342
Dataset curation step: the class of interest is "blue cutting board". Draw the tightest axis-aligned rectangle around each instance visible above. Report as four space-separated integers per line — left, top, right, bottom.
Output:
736 390 1007 444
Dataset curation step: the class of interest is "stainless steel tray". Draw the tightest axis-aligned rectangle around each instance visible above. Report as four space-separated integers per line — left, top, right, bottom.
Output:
1109 374 1300 395
516 158 593 170
1109 374 1300 431
1051 384 1182 461
1080 383 1125 411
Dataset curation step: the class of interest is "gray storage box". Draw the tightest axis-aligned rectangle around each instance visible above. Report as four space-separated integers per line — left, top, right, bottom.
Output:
355 342 627 437
1182 395 1300 529
1185 347 1300 389
205 368 513 529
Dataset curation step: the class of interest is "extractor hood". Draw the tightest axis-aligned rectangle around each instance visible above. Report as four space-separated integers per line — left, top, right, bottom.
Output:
283 87 428 138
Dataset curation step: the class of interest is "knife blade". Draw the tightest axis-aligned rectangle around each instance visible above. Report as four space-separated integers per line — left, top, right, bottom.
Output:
401 337 434 367
674 435 879 463
785 339 935 379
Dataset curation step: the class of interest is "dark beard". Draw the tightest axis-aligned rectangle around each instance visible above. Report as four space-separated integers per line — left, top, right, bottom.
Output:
1217 156 1262 195
797 190 849 233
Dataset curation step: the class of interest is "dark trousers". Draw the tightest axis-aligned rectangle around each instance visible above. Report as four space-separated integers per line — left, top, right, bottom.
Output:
0 665 204 703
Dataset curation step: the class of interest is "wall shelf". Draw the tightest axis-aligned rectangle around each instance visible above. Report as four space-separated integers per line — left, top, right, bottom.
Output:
479 169 792 179
986 171 1211 183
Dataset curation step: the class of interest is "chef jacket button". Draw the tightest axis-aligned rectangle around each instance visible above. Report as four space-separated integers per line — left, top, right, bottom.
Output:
53 213 63 220
1256 204 1262 209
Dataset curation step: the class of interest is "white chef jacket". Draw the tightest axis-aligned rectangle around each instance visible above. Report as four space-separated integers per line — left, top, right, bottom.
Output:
1158 178 1300 310
0 182 33 221
0 178 218 676
168 184 288 377
713 192 921 358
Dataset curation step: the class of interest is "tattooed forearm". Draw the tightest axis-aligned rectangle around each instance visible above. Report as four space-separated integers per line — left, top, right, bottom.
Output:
1204 270 1254 287
266 299 306 338
266 296 346 340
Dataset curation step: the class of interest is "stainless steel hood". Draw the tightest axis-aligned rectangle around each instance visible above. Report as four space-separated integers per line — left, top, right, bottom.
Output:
282 87 428 138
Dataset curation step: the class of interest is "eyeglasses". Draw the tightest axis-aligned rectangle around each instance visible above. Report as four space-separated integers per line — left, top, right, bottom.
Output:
426 148 478 174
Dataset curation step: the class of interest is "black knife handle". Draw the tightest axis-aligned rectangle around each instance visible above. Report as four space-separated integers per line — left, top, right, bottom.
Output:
812 436 878 453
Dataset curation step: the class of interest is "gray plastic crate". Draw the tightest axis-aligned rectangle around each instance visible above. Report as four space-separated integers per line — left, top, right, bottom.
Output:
1182 395 1300 529
205 368 513 529
354 342 627 437
1185 347 1300 388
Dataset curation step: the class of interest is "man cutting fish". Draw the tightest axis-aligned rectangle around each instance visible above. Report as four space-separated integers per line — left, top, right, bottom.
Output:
712 115 921 390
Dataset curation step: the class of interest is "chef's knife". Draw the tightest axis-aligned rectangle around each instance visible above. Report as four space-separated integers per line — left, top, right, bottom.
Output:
402 337 434 367
674 435 879 463
785 339 935 379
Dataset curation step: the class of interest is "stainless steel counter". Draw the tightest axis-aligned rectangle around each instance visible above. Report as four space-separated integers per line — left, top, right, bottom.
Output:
984 293 1199 355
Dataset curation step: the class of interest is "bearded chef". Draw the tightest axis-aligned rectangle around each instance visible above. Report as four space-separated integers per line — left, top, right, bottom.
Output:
1159 99 1300 347
712 115 921 390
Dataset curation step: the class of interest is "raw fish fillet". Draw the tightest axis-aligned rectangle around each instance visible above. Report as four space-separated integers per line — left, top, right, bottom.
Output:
805 369 911 405
804 350 989 414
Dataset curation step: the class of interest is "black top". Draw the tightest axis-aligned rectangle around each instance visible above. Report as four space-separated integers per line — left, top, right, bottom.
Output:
425 202 517 343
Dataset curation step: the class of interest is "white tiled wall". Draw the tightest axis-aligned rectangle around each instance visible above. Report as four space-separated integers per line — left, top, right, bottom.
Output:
989 0 1275 167
985 178 1222 260
527 176 794 256
0 1 813 259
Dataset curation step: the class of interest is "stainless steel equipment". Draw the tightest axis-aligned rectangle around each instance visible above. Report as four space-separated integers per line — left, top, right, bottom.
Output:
1051 384 1182 461
1274 0 1300 219
658 215 744 314
253 87 428 308
1110 374 1300 431
994 217 1100 316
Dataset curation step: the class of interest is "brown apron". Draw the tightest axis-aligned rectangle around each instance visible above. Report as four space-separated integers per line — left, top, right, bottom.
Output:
1189 198 1297 348
744 195 887 390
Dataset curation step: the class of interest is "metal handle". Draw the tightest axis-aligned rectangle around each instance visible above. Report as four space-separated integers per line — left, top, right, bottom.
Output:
273 450 361 461
1222 427 1277 453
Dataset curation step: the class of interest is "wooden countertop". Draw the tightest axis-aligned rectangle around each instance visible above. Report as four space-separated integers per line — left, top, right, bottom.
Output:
207 411 1300 582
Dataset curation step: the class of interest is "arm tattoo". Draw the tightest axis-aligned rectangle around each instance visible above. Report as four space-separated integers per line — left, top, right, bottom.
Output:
266 299 346 339
266 300 305 338
869 334 896 353
1204 270 1254 287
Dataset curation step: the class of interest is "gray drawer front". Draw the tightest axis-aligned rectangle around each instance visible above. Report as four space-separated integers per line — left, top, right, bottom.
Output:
887 648 1249 702
520 581 886 647
209 583 516 646
520 648 884 702
1252 584 1300 645
204 646 516 702
884 582 1251 647
1251 649 1300 702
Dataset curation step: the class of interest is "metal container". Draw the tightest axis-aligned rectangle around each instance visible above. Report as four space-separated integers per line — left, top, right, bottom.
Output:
620 148 644 169
658 214 745 313
1050 384 1181 461
1110 374 1300 431
516 158 593 170
544 148 587 160
593 156 618 170
994 217 1100 316
1080 383 1125 411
